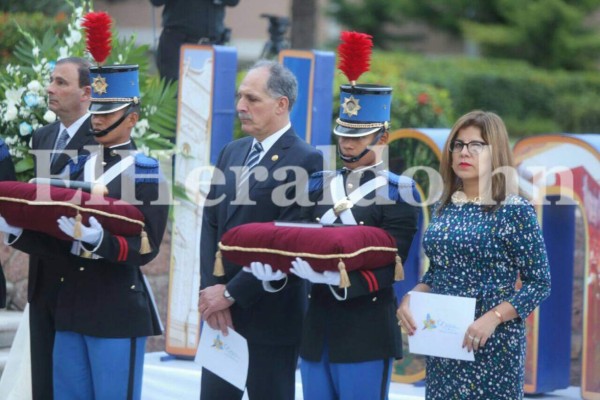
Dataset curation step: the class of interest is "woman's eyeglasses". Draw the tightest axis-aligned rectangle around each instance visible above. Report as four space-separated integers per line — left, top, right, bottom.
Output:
449 140 488 155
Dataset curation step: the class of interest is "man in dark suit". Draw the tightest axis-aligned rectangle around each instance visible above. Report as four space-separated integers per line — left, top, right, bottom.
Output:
198 60 323 400
150 0 240 82
0 138 16 308
8 56 96 399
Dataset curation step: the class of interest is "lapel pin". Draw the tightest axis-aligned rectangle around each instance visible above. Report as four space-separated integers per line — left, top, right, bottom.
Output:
271 154 279 161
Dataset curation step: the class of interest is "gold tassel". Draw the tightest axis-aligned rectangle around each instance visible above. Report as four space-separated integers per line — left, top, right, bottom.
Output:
213 248 225 277
73 213 82 240
139 230 152 254
394 254 404 281
338 258 351 288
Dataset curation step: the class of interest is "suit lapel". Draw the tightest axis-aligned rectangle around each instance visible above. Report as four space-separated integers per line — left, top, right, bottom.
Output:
247 129 294 192
51 116 94 176
224 138 252 223
224 128 296 225
41 123 60 150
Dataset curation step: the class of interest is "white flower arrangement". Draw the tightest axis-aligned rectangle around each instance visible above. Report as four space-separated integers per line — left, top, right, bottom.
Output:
0 0 176 180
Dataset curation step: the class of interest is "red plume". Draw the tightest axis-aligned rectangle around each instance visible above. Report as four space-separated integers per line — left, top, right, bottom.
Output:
82 12 113 65
337 31 373 84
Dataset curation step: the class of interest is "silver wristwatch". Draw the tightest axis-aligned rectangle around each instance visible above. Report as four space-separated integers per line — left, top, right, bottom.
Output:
223 288 235 303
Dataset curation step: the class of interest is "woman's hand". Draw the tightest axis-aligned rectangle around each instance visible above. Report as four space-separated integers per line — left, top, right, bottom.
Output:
463 311 502 352
396 292 417 336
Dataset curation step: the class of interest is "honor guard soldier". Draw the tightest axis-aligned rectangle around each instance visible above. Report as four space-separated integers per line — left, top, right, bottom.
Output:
0 14 167 400
246 32 419 400
40 63 167 400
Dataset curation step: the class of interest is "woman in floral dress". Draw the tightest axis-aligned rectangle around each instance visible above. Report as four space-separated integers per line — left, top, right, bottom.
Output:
396 110 551 399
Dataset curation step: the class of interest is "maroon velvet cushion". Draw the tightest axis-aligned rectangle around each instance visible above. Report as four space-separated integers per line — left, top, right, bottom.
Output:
219 222 398 273
0 181 144 240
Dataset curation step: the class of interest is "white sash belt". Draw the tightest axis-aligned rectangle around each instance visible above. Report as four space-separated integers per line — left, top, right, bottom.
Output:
84 153 135 185
319 174 388 225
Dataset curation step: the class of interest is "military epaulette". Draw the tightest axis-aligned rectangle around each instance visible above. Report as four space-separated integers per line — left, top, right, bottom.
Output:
381 170 417 203
134 153 160 184
308 170 337 192
0 139 10 162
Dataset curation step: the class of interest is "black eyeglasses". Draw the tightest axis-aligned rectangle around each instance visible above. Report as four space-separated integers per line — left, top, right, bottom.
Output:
449 140 488 155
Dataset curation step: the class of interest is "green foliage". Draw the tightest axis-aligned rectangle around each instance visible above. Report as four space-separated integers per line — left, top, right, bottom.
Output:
461 0 600 70
0 0 177 181
332 57 455 130
0 12 68 66
0 0 70 15
387 0 600 70
370 51 600 136
389 138 440 196
328 0 406 49
395 0 503 35
553 93 600 132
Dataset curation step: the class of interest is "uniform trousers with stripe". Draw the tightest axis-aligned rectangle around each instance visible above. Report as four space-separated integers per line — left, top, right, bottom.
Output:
53 331 146 400
300 343 393 400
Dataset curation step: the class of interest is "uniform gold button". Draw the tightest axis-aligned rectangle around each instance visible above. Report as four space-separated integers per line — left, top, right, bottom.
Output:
131 285 136 289
79 267 84 271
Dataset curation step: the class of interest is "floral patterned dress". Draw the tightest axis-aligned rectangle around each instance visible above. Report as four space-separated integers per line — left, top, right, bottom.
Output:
420 195 551 399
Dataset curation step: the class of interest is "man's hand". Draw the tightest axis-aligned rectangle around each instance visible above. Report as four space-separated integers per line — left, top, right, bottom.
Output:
199 284 234 321
204 309 233 336
0 214 22 237
242 262 286 281
290 257 340 285
57 216 103 245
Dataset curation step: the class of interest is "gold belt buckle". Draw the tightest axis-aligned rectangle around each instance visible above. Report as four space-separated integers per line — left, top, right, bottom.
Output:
333 198 353 216
79 248 94 259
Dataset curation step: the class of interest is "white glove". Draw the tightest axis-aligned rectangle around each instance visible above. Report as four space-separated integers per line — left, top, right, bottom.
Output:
57 216 103 245
290 257 340 286
242 262 286 281
0 215 22 237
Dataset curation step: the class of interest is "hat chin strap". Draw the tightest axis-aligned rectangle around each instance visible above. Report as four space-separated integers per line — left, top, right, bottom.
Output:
338 129 384 163
89 105 133 137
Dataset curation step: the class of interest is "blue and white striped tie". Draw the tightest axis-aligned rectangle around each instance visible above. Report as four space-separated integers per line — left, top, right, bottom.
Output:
239 142 263 183
51 128 70 166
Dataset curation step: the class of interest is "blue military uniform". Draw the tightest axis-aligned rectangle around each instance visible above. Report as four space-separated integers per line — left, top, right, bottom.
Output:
298 165 418 399
57 63 168 400
53 145 167 400
295 71 419 399
55 146 166 338
19 62 168 400
12 145 168 399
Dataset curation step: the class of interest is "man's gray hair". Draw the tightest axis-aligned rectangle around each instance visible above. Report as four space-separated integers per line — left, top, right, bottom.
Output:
249 60 298 111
